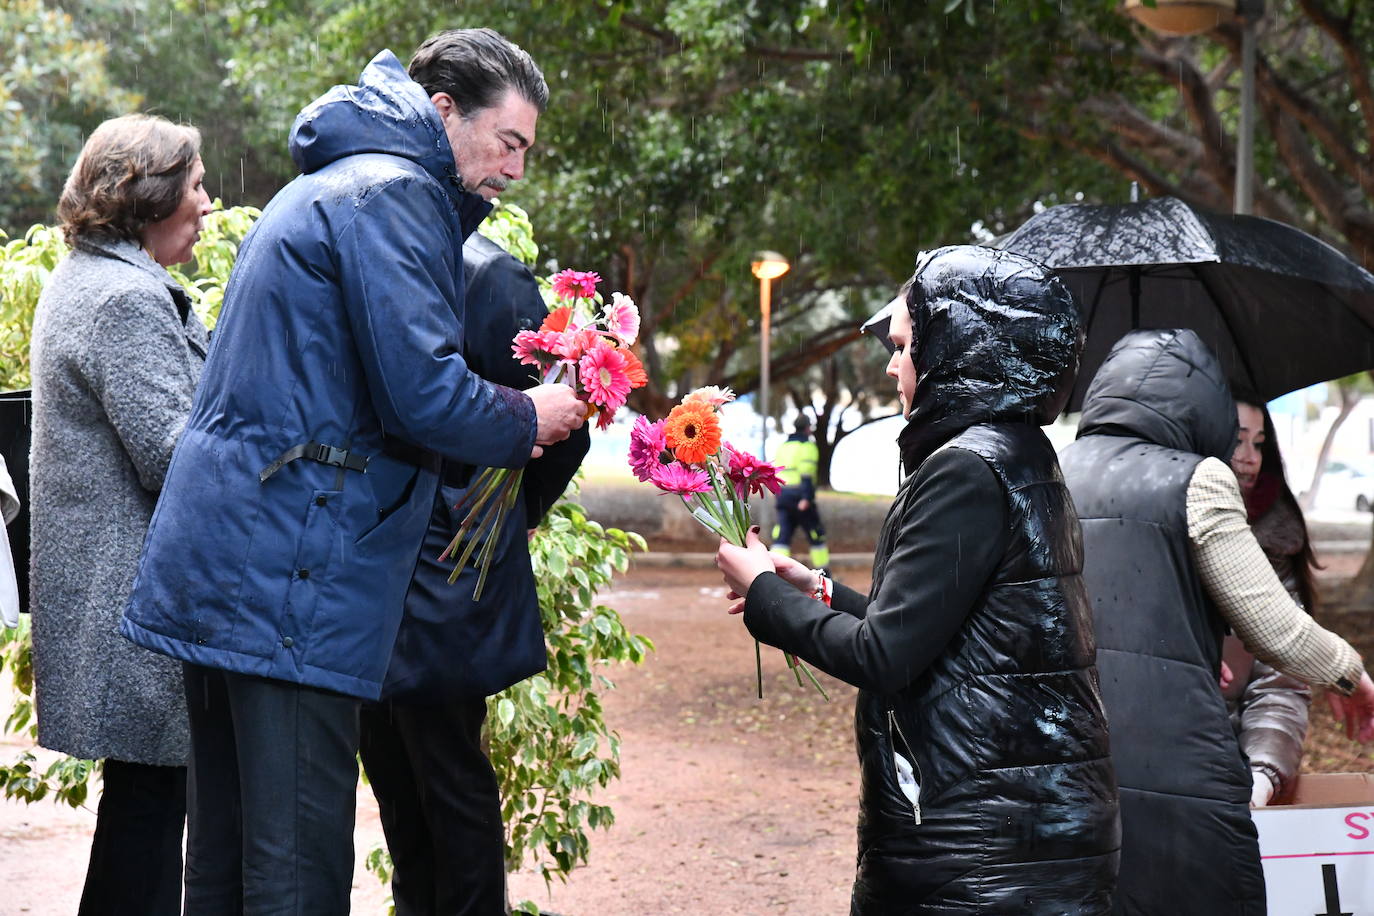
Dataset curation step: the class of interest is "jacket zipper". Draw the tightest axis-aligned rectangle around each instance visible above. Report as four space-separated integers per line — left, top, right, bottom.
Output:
886 708 922 825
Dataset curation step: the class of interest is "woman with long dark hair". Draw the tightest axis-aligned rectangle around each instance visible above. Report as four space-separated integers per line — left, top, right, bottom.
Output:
1223 390 1320 807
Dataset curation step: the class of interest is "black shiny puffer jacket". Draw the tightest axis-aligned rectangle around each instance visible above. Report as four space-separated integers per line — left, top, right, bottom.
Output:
854 247 1119 913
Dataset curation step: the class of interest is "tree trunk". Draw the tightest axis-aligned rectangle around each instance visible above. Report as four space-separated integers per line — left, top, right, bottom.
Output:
1300 383 1360 510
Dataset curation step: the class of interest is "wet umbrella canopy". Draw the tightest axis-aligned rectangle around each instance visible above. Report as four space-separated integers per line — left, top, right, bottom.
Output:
985 196 1374 412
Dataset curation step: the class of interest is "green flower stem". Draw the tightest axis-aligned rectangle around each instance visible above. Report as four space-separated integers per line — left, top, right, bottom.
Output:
445 467 520 585
678 471 828 703
755 639 763 700
442 467 510 565
472 468 525 600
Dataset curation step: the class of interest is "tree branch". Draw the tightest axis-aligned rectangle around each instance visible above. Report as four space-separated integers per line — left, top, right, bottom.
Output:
1131 39 1236 192
1296 0 1374 156
1212 21 1372 194
1266 101 1374 265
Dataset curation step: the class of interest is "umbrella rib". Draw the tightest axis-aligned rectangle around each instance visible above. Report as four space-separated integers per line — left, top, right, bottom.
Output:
1185 262 1260 393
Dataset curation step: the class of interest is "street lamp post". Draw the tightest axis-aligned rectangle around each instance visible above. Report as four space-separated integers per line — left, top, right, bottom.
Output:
1121 0 1264 216
1233 0 1265 215
750 251 790 460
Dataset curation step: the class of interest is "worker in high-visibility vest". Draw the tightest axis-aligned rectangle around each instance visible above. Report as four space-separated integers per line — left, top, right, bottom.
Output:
771 415 829 572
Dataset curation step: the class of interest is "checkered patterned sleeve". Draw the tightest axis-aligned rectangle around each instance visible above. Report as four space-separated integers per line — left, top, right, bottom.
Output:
1187 457 1363 690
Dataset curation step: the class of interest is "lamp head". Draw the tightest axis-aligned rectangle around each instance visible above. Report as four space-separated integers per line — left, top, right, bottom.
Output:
1122 0 1238 36
751 250 790 281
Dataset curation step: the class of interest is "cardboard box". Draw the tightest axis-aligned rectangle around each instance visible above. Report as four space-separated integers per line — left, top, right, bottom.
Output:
1253 772 1374 913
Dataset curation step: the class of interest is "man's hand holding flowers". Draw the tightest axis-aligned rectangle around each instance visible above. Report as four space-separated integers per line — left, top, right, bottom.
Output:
443 268 645 598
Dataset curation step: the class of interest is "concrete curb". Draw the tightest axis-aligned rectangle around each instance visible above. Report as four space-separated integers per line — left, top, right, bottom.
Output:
1315 540 1372 555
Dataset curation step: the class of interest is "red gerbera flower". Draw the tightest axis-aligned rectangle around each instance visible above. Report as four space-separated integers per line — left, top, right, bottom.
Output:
723 443 786 501
541 306 573 333
621 349 649 389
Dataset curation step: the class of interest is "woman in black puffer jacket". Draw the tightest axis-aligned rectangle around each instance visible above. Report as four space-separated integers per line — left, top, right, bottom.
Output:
717 245 1120 914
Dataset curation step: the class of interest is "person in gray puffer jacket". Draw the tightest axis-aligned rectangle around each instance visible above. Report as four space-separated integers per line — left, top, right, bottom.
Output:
28 113 210 916
717 245 1120 914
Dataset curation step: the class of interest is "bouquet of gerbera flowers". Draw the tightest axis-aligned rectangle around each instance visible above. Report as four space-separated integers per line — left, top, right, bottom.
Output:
441 269 647 598
629 387 828 700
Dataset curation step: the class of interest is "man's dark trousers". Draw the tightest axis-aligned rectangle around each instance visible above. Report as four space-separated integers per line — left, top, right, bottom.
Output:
359 696 505 915
181 663 360 915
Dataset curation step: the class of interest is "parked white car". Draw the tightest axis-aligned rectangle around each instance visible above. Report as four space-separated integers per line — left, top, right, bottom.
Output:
1314 460 1374 512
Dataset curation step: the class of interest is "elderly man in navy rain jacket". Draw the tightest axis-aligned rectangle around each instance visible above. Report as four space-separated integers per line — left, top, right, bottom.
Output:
121 29 585 912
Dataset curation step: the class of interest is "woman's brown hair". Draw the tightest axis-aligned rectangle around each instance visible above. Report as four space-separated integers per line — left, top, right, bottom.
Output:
57 114 201 246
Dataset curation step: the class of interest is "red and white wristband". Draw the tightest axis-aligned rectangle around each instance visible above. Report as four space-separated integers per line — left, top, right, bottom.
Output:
810 569 833 607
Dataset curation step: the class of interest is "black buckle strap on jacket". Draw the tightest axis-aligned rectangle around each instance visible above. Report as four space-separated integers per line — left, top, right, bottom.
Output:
259 441 369 483
381 437 442 475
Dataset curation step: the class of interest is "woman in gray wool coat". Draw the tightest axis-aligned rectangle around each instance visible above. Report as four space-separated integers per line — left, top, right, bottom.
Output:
29 113 210 915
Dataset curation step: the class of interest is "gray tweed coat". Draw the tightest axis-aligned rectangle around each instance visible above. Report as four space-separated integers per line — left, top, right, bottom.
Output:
28 237 206 765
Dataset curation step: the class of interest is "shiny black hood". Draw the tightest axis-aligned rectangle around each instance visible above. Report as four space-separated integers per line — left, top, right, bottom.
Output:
1076 328 1237 461
897 245 1083 471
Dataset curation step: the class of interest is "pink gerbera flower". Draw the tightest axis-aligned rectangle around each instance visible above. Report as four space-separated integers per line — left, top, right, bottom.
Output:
650 460 711 495
683 385 736 409
511 329 564 367
724 443 785 500
578 342 633 410
628 416 669 482
552 269 601 300
556 327 599 364
602 292 640 345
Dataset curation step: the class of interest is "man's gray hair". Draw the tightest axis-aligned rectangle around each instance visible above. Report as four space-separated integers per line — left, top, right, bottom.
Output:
408 28 548 116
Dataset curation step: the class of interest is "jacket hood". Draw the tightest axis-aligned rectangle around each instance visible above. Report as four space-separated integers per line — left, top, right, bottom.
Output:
897 245 1083 470
1076 328 1237 460
289 50 462 197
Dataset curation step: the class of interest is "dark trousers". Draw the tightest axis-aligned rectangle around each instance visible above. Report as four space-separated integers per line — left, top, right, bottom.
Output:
772 486 826 551
182 663 361 916
78 758 186 916
359 696 506 916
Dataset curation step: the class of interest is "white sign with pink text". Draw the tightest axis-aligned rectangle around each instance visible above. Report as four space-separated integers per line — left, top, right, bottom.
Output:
1254 801 1374 914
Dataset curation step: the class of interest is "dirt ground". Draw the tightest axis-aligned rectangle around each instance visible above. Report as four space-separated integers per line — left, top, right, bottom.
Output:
2 554 1373 915
0 562 867 916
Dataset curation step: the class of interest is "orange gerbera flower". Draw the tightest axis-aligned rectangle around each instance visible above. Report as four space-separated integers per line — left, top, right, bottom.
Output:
541 306 572 333
664 401 722 465
622 349 649 388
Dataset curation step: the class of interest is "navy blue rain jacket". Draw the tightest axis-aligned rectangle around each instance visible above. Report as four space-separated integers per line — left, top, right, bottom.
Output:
121 51 537 699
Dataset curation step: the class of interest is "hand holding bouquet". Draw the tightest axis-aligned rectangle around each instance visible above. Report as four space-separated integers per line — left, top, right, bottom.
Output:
442 269 646 598
629 388 828 699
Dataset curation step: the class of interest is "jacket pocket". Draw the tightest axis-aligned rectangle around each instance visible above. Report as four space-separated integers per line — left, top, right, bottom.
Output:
354 458 422 546
887 708 923 825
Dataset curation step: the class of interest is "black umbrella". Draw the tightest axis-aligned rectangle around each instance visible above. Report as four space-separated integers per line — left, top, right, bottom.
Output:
987 196 1374 412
